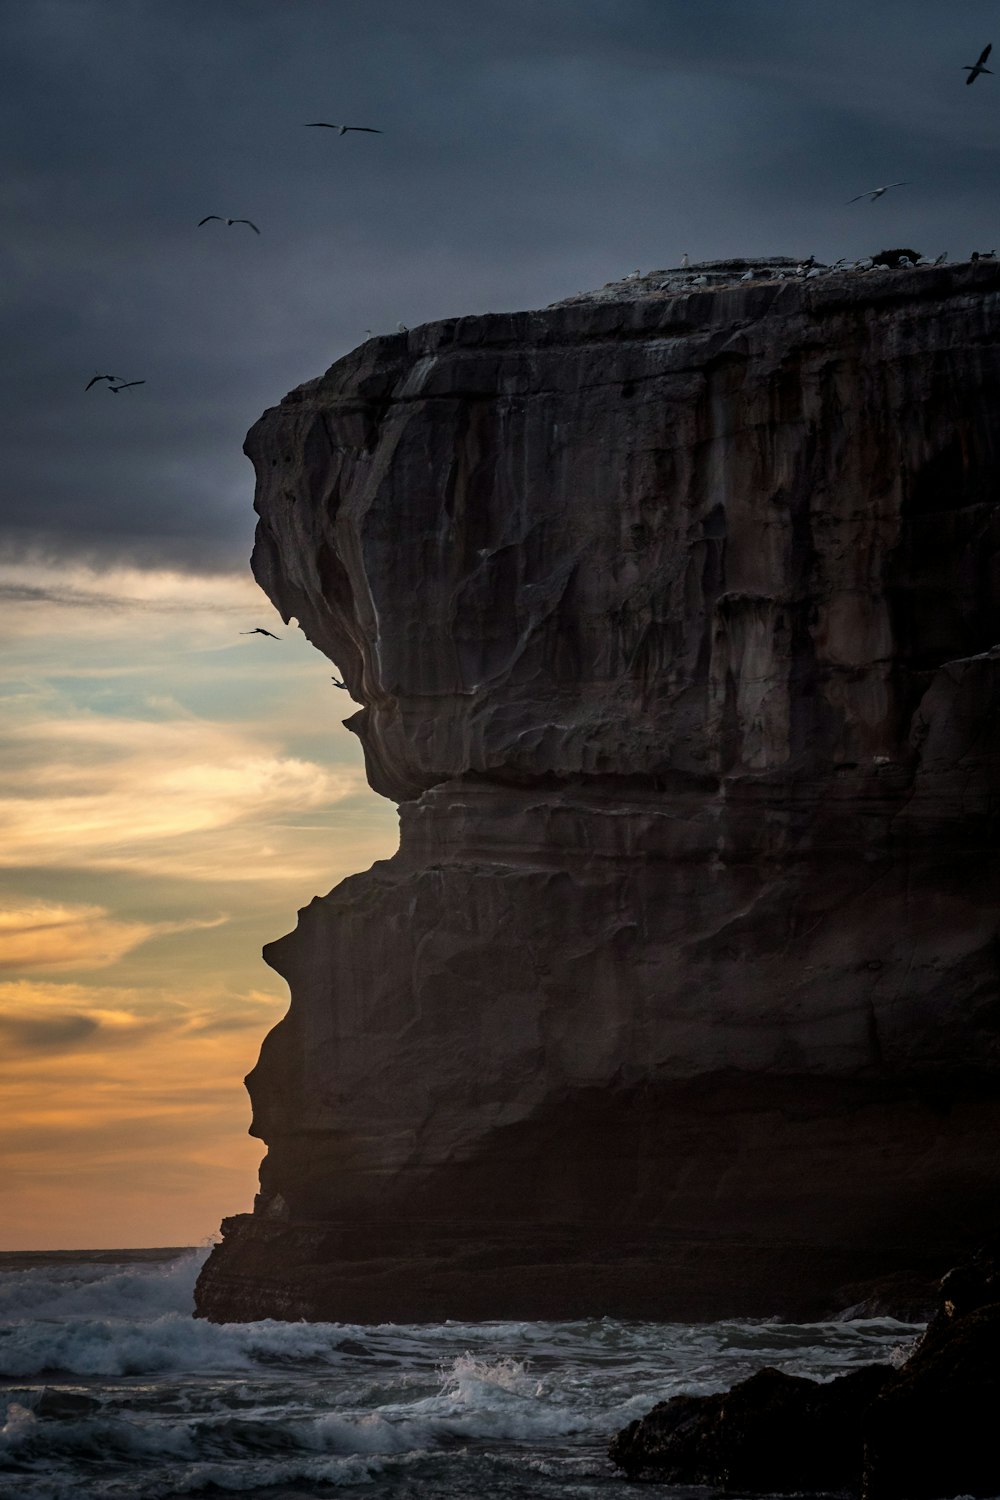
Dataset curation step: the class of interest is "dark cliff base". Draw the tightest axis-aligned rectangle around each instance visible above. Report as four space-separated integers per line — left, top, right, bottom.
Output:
196 1070 999 1323
196 1217 946 1325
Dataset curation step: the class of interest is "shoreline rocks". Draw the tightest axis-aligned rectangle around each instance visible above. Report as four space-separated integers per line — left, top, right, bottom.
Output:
609 1253 1000 1499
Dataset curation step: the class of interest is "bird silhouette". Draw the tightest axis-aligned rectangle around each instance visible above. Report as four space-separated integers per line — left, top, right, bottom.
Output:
240 628 281 639
85 374 122 390
964 43 992 84
199 216 260 233
331 677 348 689
305 123 382 134
108 380 145 393
847 182 909 204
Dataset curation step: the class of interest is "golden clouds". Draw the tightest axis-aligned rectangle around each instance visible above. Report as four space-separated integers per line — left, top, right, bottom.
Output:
0 979 287 1249
0 715 363 881
0 900 227 972
0 558 396 1247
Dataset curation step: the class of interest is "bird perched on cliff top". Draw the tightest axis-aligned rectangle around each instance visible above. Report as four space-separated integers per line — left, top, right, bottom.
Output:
240 628 281 639
847 182 909 204
304 122 382 134
397 322 409 333
85 373 122 390
108 380 145 392
964 43 992 84
198 216 260 233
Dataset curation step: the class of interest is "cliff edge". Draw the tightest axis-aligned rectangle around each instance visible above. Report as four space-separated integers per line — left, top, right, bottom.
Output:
196 260 1000 1323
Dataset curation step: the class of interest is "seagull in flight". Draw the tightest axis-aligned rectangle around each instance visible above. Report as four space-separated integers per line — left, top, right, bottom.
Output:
108 380 145 393
305 122 382 134
240 627 281 639
847 182 909 204
199 216 260 233
964 43 992 84
85 373 123 390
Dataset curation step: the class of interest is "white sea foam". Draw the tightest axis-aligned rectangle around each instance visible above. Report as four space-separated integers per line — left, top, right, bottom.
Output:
0 1252 927 1499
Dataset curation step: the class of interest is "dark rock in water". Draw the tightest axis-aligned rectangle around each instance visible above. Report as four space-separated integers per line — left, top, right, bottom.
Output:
196 259 1000 1324
611 1364 892 1490
35 1389 102 1419
828 1268 943 1323
610 1251 1000 1498
863 1302 1000 1499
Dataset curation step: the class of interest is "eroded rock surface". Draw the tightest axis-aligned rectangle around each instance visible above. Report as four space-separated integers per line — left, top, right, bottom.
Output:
195 260 1000 1323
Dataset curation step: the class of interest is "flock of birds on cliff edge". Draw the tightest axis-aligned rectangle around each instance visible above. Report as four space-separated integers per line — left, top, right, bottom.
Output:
79 42 997 645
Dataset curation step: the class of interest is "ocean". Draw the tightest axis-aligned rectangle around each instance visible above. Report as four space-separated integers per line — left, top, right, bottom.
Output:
0 1247 921 1499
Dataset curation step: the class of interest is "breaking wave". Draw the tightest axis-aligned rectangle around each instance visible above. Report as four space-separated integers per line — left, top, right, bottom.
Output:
0 1249 923 1499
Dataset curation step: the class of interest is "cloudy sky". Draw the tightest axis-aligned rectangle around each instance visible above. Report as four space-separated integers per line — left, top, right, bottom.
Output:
2 0 998 1248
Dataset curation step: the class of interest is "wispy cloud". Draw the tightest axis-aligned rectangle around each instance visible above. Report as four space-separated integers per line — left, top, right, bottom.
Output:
0 899 227 972
0 711 369 881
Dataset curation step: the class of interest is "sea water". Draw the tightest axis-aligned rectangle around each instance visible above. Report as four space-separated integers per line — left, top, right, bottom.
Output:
0 1248 921 1500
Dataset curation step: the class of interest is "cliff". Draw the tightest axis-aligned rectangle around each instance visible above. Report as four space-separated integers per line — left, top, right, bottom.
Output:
195 260 1000 1323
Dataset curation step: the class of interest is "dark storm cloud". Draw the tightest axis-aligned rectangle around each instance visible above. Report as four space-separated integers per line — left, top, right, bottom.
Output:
2 0 999 571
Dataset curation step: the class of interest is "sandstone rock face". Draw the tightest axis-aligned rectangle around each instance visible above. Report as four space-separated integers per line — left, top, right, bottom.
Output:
195 262 1000 1323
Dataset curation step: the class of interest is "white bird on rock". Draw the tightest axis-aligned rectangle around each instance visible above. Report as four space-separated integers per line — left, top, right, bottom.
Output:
680 253 690 268
847 182 909 204
964 43 993 84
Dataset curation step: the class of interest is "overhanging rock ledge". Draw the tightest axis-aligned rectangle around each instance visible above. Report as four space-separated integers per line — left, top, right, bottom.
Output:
195 261 1000 1323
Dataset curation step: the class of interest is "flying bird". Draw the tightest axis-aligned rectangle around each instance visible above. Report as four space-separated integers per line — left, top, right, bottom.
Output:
198 216 260 233
240 628 281 639
108 380 145 392
964 43 992 84
85 374 122 390
331 676 348 689
305 123 382 134
847 183 909 204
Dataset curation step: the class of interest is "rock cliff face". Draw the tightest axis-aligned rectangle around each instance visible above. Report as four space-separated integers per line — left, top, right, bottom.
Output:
196 261 1000 1323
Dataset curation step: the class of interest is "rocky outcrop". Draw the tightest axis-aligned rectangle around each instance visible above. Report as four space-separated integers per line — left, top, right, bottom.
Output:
195 259 1000 1323
610 1364 893 1491
609 1251 1000 1498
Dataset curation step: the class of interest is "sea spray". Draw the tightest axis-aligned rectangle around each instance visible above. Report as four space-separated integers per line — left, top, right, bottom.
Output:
1 1249 922 1500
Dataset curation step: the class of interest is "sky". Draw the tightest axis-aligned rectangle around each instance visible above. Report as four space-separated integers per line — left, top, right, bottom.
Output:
2 0 999 1248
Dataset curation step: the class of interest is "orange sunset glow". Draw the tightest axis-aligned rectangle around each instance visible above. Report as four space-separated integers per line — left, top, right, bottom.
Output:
0 560 397 1248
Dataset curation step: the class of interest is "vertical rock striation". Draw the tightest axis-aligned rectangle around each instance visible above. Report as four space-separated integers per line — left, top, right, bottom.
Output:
196 262 1000 1323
